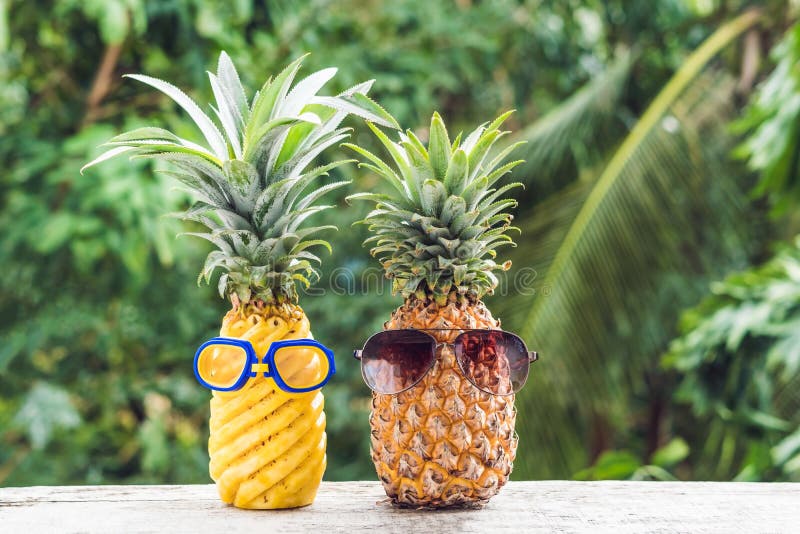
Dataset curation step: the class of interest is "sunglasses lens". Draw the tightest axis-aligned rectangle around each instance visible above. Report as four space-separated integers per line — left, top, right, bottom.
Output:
361 330 435 394
274 345 331 390
455 331 529 395
196 344 248 389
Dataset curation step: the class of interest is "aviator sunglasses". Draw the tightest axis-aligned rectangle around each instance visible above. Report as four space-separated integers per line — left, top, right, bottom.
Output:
194 337 335 393
353 329 538 396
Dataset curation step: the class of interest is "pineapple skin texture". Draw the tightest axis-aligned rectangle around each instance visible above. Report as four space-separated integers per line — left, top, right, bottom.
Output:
208 302 326 509
370 296 518 507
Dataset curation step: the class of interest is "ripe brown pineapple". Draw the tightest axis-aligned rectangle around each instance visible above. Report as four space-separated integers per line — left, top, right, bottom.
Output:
348 112 525 507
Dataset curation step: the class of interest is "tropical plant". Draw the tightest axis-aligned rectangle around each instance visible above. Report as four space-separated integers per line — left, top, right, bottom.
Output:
664 237 800 481
492 10 762 478
511 49 635 198
574 437 690 481
735 21 800 217
0 97 227 483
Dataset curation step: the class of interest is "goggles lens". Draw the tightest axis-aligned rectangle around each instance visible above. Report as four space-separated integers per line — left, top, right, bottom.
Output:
196 343 248 389
274 345 331 390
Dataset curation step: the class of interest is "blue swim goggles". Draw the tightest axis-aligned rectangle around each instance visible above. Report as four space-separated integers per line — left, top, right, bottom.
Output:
193 337 335 393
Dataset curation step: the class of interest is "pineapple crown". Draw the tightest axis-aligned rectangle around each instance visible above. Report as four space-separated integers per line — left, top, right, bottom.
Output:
82 52 398 306
346 111 524 303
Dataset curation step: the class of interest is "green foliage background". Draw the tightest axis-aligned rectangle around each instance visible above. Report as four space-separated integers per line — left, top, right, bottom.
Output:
1 0 799 485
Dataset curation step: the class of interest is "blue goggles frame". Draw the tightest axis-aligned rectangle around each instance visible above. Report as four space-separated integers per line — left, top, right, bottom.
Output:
193 337 335 393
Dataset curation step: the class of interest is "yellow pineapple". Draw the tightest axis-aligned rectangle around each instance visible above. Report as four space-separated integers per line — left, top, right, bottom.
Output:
347 111 524 507
208 301 326 508
83 52 397 508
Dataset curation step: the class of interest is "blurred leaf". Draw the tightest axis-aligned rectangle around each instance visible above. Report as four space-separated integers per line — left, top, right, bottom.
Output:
574 450 641 480
13 382 81 450
0 331 28 373
0 0 9 52
734 22 800 216
773 428 800 474
56 0 146 44
511 49 634 191
767 323 800 380
651 438 690 468
772 428 800 465
666 238 800 479
139 409 170 475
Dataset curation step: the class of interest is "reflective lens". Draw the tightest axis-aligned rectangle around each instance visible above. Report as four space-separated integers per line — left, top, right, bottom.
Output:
196 344 249 389
274 345 331 390
454 330 530 395
361 330 436 394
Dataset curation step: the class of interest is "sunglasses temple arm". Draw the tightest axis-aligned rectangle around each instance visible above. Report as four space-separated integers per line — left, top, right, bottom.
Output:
528 351 539 363
353 349 363 361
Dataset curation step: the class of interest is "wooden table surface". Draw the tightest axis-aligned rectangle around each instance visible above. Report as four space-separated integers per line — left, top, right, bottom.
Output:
1 481 798 533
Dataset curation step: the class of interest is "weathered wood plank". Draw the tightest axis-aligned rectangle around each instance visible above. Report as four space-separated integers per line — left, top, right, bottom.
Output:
0 481 797 533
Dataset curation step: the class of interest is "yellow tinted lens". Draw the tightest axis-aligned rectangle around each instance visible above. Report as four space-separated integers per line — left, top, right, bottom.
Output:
196 344 248 389
274 345 330 390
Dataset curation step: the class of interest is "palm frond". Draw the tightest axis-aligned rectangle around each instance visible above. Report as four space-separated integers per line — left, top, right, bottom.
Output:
510 50 634 192
491 10 762 478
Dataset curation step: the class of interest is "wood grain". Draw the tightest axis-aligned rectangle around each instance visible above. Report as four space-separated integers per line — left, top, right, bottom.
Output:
1 481 798 533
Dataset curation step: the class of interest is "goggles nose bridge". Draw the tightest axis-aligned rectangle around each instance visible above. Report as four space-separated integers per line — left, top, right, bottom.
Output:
251 361 272 377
